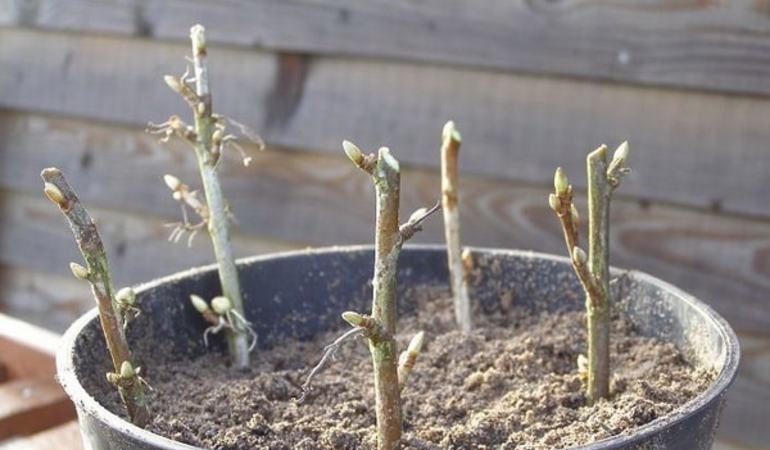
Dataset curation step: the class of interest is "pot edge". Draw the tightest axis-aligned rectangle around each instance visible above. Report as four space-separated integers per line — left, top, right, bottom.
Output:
55 244 741 450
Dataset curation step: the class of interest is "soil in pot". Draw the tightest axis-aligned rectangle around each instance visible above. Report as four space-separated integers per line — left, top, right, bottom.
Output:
86 281 713 450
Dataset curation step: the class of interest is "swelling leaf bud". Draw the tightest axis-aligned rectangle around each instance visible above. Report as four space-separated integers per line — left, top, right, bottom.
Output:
554 167 569 196
69 262 89 280
190 294 210 313
211 296 232 315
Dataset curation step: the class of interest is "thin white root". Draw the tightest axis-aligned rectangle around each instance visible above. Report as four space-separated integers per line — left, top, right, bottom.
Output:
298 327 364 402
230 309 259 351
201 310 258 352
203 317 227 348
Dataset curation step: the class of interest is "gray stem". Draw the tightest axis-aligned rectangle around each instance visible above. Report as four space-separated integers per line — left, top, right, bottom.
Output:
190 24 250 368
586 145 611 403
370 147 403 450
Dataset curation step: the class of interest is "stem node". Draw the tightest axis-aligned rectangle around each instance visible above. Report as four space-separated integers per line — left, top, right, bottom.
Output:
41 168 150 425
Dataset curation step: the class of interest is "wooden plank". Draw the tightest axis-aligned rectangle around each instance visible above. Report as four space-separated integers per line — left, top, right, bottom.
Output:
0 111 768 335
0 267 92 333
1 115 769 447
0 378 75 439
0 112 376 246
2 0 770 96
0 190 301 289
713 439 766 450
0 421 82 450
713 332 770 450
0 314 59 378
1 31 770 218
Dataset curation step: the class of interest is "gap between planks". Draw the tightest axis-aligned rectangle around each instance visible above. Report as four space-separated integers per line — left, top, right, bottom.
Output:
0 29 770 218
2 0 770 97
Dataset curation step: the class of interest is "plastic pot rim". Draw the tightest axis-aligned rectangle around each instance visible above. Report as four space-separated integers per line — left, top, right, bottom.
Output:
56 244 741 450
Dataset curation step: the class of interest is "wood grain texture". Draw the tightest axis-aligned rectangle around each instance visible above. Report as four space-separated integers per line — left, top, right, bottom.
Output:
0 421 82 450
0 314 59 379
0 111 768 337
0 190 301 289
0 267 92 333
1 29 769 218
0 322 78 449
0 378 75 439
2 0 770 96
0 18 767 443
3 109 769 446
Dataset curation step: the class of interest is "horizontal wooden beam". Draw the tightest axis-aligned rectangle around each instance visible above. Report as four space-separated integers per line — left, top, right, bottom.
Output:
1 111 769 337
0 420 83 450
1 30 769 218
0 378 75 439
0 265 96 333
0 314 60 378
2 0 770 96
0 189 301 289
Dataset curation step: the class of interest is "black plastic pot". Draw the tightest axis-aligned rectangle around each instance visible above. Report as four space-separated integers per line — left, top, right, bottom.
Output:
57 246 739 450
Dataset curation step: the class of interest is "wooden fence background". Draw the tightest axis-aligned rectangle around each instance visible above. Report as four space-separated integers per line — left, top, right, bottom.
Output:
0 1 768 448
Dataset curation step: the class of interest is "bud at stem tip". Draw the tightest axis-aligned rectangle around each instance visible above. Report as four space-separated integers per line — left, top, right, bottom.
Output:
442 120 462 143
554 167 569 196
164 174 181 191
342 140 363 165
43 182 65 206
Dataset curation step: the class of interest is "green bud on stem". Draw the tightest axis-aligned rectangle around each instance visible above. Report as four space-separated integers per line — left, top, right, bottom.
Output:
116 287 136 306
572 246 588 266
548 193 560 212
163 174 181 191
69 262 90 280
341 310 365 327
120 360 135 378
211 296 232 315
190 294 210 313
342 140 364 166
554 167 569 196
